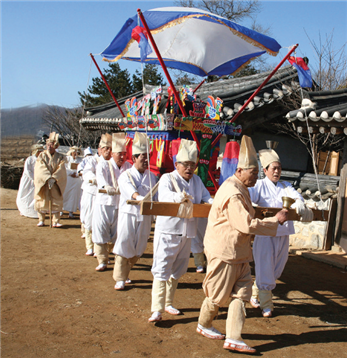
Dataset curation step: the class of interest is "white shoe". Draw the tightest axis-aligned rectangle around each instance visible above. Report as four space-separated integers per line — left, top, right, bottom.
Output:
196 265 204 273
197 323 225 340
95 264 107 271
85 249 94 256
114 281 125 290
60 212 63 216
148 311 162 322
250 297 260 309
262 308 272 317
125 278 132 284
165 305 181 315
37 221 45 227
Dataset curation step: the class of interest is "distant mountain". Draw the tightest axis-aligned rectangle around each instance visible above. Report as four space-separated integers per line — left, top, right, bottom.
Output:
1 104 67 138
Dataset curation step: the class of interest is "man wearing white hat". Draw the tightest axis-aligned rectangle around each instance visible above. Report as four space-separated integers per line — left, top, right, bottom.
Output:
63 146 83 218
113 132 158 290
80 146 101 250
148 139 213 323
92 133 131 271
16 143 45 218
78 147 94 239
196 135 289 354
248 148 312 318
34 132 67 227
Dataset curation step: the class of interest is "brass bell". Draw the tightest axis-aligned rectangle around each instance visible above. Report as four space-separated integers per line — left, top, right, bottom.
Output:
281 196 295 209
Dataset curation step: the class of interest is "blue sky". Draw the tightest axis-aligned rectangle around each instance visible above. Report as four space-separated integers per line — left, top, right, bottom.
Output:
1 0 347 109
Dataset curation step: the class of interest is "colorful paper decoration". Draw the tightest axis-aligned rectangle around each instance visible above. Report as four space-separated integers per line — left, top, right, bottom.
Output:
206 95 223 120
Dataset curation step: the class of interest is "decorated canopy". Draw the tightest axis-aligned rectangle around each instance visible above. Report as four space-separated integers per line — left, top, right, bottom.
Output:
101 7 281 77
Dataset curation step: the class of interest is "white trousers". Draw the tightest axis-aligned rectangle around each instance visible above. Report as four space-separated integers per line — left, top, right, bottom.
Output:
151 230 191 281
253 235 289 291
191 217 207 254
113 212 152 259
80 191 95 231
92 205 118 245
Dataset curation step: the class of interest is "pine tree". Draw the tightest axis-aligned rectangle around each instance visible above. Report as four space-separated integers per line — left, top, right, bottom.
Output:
132 64 166 92
79 63 133 108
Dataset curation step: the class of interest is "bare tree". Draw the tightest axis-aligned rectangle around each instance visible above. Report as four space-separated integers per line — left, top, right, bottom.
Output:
42 106 102 149
175 0 261 22
304 29 347 91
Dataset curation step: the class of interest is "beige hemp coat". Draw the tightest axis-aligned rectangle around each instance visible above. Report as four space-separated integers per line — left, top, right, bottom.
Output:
34 150 67 212
204 174 279 264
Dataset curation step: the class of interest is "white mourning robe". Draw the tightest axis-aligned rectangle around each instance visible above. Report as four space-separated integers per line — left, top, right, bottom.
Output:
80 155 99 230
249 176 303 291
16 155 38 218
63 156 82 212
152 170 213 281
92 157 131 244
112 165 158 258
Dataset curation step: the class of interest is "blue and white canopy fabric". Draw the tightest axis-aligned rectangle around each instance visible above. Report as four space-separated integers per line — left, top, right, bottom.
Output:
101 7 281 77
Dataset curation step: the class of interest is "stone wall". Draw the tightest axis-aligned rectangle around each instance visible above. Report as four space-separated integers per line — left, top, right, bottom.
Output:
289 198 330 250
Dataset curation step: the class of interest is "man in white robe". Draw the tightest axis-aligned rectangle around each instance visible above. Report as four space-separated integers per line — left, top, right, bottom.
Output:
63 146 82 218
249 149 313 317
78 147 94 238
149 139 214 322
80 146 101 254
92 133 131 271
113 132 157 290
16 144 44 218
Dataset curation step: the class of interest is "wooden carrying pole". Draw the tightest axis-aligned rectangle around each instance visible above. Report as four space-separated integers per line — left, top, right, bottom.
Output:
90 53 126 117
126 200 329 221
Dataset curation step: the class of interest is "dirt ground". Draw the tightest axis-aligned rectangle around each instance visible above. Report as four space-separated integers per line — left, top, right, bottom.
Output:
1 188 347 358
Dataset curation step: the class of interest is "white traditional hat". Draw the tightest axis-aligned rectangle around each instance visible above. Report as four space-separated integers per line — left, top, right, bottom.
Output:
112 133 127 153
237 135 258 169
176 139 198 163
31 143 44 156
84 147 93 157
259 149 280 169
46 132 60 148
99 133 112 148
132 132 149 155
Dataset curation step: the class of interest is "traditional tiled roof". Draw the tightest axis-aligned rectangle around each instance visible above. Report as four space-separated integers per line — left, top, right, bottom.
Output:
286 89 347 124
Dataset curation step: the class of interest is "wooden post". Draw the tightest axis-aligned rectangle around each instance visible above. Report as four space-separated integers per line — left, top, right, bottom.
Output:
323 197 337 250
334 162 347 246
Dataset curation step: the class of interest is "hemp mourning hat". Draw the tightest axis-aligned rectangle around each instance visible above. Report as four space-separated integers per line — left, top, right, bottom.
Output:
132 132 149 155
237 135 258 169
99 133 112 149
66 146 81 157
259 149 281 169
31 143 44 155
112 133 127 153
176 139 198 163
46 132 60 147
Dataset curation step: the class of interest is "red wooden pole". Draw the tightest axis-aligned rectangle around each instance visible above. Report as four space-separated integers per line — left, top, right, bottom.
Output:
90 53 126 117
136 9 200 150
210 44 299 148
137 9 218 189
193 79 206 94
